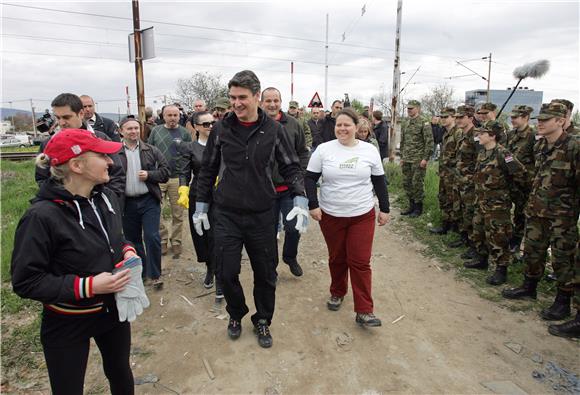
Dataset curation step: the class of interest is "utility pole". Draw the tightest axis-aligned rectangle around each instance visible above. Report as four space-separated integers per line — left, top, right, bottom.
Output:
290 61 294 101
324 13 329 109
132 0 146 129
389 0 402 162
30 99 37 137
486 52 492 102
9 101 15 132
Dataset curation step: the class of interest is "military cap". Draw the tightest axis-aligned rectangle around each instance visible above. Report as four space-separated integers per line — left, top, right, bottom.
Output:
439 107 456 117
532 102 568 120
407 99 421 108
477 120 504 137
509 105 534 117
477 102 498 114
454 105 475 117
214 97 230 110
288 100 299 108
550 99 574 111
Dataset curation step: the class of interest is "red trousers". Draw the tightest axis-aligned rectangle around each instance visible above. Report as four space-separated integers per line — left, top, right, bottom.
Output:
319 209 375 313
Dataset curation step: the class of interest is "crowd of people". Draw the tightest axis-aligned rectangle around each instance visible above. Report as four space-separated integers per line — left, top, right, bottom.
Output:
8 70 579 393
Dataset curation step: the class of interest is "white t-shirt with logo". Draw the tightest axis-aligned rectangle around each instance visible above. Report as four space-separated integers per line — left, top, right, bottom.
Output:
307 139 385 217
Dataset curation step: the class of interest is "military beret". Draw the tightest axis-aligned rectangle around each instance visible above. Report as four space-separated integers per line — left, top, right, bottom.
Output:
550 99 574 111
477 102 498 114
213 97 230 110
439 107 456 117
532 102 568 120
407 100 421 108
509 105 534 117
454 105 475 117
288 100 299 108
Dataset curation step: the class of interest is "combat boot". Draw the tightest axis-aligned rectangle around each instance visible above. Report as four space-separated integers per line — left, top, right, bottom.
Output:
486 266 507 286
463 255 488 270
540 289 572 321
460 245 477 260
502 276 538 300
409 202 423 218
548 312 580 339
448 232 468 248
509 236 522 253
400 200 415 216
429 221 451 235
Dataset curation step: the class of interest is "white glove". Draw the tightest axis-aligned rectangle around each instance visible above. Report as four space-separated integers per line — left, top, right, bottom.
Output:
192 202 210 236
113 256 150 322
286 195 310 234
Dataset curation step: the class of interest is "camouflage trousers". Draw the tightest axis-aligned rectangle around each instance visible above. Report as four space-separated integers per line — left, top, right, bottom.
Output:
438 168 460 223
523 215 578 294
402 162 426 202
472 207 513 267
574 242 580 310
509 186 530 241
458 182 475 240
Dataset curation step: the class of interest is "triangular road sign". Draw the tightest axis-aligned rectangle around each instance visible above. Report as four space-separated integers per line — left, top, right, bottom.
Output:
308 92 323 108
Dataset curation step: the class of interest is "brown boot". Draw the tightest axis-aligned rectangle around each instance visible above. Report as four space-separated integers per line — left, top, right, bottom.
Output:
172 244 182 259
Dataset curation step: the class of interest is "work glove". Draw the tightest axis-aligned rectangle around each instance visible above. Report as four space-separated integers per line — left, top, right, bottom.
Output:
286 195 310 234
112 256 150 322
192 202 210 236
177 186 190 209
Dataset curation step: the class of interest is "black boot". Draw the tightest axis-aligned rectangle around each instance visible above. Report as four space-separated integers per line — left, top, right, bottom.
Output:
486 266 507 286
540 290 572 321
460 245 477 260
464 255 488 270
429 221 451 235
509 236 522 253
409 202 423 218
448 232 468 248
401 200 415 216
548 313 580 339
502 276 538 300
203 265 215 289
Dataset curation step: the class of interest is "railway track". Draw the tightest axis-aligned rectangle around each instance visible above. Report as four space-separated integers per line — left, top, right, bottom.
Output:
0 152 37 161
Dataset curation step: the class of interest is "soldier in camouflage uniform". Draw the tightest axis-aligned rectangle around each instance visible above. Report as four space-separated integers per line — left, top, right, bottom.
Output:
452 105 478 256
503 103 580 339
400 100 434 218
505 105 536 251
429 107 461 234
288 100 313 148
477 102 508 143
551 99 580 136
464 121 528 285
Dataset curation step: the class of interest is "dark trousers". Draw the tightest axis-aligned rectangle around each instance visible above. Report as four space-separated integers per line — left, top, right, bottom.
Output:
122 193 162 280
42 321 134 395
188 199 222 289
273 190 301 267
213 205 277 325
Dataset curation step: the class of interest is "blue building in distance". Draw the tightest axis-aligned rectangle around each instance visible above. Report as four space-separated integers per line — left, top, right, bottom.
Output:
465 87 543 116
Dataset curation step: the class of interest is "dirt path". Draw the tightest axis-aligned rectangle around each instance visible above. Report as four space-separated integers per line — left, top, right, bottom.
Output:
78 209 577 394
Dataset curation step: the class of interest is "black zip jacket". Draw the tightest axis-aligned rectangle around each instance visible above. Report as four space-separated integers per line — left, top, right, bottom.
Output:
92 113 121 142
117 141 170 202
313 114 337 148
272 112 310 187
178 140 206 200
196 108 305 212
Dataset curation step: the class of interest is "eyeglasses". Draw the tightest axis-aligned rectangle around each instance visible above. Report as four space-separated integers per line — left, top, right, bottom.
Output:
196 121 215 128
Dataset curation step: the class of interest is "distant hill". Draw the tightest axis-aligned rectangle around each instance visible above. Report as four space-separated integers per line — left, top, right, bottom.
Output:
1 108 124 123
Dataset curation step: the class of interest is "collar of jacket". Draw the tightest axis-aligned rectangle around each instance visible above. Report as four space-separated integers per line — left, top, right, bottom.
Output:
222 107 268 129
277 111 290 124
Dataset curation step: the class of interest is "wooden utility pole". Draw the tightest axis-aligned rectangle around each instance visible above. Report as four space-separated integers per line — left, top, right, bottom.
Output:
324 13 329 109
486 52 492 102
388 0 402 162
30 99 37 137
132 0 146 130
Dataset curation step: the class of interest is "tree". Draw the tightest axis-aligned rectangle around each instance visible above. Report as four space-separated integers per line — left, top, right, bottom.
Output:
350 98 365 113
173 72 228 111
419 84 459 117
3 113 33 132
573 110 580 126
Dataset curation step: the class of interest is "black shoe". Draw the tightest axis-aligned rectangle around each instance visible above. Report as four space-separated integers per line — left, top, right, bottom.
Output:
429 221 451 235
401 200 415 216
286 261 303 277
540 290 572 321
548 314 580 339
486 266 507 286
408 202 423 218
253 319 273 348
502 277 538 300
545 273 558 282
215 286 224 304
203 269 214 289
448 232 468 248
355 313 382 327
460 247 477 260
227 318 242 340
509 237 522 253
463 256 488 270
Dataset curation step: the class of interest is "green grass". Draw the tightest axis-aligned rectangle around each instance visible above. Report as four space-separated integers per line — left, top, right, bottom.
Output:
0 146 39 153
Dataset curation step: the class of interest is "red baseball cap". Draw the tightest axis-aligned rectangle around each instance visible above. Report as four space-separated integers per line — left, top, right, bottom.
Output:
44 129 122 166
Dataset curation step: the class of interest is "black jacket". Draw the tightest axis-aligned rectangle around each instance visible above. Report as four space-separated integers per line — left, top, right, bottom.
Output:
117 141 170 202
272 112 310 187
313 114 337 148
373 120 389 146
307 118 323 139
196 108 305 212
178 140 206 200
92 113 121 142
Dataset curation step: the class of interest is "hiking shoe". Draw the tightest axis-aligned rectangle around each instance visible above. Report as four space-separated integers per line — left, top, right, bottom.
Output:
326 295 344 311
215 286 224 304
203 270 214 289
288 262 303 277
355 313 382 327
152 278 164 290
253 319 273 348
227 318 242 340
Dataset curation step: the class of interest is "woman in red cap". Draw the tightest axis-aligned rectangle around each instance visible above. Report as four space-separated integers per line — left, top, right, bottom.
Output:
11 128 145 394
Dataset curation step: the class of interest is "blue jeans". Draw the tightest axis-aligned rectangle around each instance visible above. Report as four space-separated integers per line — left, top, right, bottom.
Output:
273 190 301 267
122 193 162 280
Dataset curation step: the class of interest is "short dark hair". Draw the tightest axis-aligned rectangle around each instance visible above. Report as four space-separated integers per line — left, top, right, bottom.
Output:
260 87 281 101
372 110 383 121
336 108 359 125
331 100 343 107
228 70 261 95
162 104 179 115
192 111 211 125
51 93 83 113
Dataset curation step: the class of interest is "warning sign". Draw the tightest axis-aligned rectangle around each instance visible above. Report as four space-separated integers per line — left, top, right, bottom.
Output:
308 92 323 108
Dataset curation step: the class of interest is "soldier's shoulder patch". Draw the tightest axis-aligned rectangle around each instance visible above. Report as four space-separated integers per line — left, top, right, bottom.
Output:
504 154 514 163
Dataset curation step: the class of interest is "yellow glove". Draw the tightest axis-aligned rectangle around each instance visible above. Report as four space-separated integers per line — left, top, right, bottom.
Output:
177 186 190 209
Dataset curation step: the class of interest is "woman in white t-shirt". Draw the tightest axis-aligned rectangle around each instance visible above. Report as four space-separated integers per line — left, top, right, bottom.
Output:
305 108 390 327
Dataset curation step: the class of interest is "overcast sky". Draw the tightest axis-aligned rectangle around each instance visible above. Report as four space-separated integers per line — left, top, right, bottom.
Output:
1 0 578 115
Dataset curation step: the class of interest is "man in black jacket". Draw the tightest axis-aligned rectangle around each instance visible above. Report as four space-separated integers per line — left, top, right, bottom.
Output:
193 70 309 349
117 117 170 290
80 95 121 142
313 99 343 148
372 110 389 161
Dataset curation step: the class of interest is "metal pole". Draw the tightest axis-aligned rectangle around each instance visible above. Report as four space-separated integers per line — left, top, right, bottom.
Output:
9 101 15 132
324 13 329 109
389 0 402 162
30 99 37 137
486 52 492 102
132 0 146 133
290 61 294 102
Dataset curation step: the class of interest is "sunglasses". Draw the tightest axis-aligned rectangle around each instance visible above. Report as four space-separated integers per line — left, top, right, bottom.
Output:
196 121 215 128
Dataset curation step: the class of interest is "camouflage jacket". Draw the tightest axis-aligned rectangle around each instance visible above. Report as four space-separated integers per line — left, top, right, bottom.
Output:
474 144 527 212
440 125 461 174
566 122 580 136
290 114 313 148
526 132 580 218
456 125 478 182
401 116 434 162
506 124 536 185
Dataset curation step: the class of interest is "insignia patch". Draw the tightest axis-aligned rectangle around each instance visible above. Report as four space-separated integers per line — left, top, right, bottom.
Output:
505 155 513 163
71 145 82 155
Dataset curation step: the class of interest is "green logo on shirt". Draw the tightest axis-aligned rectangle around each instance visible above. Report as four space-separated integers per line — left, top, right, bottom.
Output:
339 157 359 169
